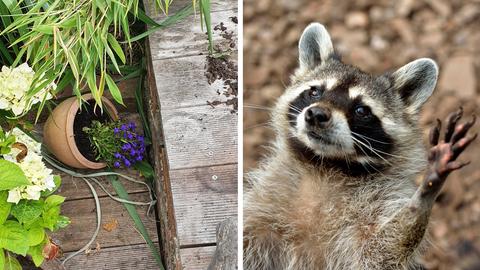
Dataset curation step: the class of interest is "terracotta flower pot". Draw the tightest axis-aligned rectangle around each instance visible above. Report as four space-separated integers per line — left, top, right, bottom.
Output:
43 94 119 169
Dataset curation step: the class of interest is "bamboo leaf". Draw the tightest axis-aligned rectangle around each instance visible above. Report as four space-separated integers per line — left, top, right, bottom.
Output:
129 4 193 43
107 33 126 64
105 73 124 105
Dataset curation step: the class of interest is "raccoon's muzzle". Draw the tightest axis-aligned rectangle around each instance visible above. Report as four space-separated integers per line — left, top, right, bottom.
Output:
305 106 332 129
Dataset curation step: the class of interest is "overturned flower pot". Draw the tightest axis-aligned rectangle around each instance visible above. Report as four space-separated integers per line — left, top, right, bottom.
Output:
43 94 118 169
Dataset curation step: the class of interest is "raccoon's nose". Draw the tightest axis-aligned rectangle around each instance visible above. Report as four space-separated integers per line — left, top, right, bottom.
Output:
305 107 331 127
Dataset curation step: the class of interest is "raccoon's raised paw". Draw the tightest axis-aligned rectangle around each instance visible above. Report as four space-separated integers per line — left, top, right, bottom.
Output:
422 107 477 197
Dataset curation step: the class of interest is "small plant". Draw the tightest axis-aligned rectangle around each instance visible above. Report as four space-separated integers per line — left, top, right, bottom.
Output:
0 127 69 268
83 120 146 169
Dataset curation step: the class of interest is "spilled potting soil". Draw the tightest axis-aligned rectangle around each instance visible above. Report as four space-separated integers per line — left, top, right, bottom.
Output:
205 21 238 113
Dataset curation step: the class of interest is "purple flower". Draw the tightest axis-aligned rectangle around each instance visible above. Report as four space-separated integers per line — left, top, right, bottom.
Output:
138 135 144 142
135 155 143 161
113 161 121 168
128 122 136 130
130 149 136 156
127 133 134 140
114 152 122 159
124 159 131 167
120 124 128 131
113 127 120 135
122 143 131 151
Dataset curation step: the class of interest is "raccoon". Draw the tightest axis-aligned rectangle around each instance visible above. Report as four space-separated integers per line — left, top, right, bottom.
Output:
243 23 477 270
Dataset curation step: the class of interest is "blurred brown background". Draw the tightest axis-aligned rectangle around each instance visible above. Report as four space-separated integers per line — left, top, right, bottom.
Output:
243 0 480 269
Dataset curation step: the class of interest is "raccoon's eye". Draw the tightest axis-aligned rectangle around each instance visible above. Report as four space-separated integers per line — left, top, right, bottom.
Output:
308 85 324 98
354 106 372 120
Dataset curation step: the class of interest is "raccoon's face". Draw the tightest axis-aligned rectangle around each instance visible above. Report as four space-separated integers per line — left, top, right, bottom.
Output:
276 23 438 173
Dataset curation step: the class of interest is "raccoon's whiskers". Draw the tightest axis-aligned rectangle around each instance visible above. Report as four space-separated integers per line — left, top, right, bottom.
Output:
350 136 392 165
289 104 303 114
245 122 273 130
349 139 385 175
350 131 392 145
244 104 274 111
350 134 425 163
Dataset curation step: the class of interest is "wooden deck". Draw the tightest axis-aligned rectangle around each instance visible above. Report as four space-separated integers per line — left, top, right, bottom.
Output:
145 0 238 268
36 1 237 269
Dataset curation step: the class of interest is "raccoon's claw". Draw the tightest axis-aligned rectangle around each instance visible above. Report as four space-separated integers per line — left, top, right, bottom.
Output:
450 115 476 144
428 119 441 146
452 133 477 160
422 108 477 198
444 107 463 142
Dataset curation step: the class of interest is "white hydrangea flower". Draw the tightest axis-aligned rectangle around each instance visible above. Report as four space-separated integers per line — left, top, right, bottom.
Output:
0 63 56 116
5 128 57 204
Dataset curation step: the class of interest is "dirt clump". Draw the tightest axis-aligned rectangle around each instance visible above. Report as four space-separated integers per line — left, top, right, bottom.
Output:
204 22 238 113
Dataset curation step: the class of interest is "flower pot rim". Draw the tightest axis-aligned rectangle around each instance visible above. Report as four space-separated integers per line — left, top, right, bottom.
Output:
65 93 119 169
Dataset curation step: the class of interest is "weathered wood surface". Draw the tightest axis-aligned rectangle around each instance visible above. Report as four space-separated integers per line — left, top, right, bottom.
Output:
63 243 160 270
146 0 237 60
56 169 148 200
180 246 217 270
171 164 237 246
151 56 232 109
146 0 238 267
145 38 183 269
63 244 216 270
51 192 158 252
208 217 238 270
161 106 237 170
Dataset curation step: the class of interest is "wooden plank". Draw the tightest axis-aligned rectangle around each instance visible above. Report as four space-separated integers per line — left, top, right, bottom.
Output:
62 243 160 270
145 38 183 269
171 164 237 246
152 56 234 109
145 0 236 19
148 7 238 60
55 169 149 201
161 105 237 170
51 192 158 252
180 246 217 270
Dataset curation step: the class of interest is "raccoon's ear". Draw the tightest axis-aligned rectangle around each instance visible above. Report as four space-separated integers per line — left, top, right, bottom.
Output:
391 58 438 113
298 23 334 71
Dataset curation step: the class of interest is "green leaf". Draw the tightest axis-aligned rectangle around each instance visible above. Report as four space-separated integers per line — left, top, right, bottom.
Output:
11 200 43 225
0 160 30 191
105 73 124 105
54 215 70 230
4 254 21 270
26 227 44 246
33 25 53 35
44 195 65 209
42 206 60 231
133 161 154 180
107 33 126 64
0 248 4 270
0 192 12 225
0 221 29 256
28 244 44 267
23 217 43 231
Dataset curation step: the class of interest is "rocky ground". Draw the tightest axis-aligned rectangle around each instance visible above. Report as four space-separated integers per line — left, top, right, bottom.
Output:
243 0 480 269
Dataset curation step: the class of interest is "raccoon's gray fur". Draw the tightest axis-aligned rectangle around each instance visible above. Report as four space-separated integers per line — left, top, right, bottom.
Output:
244 23 476 270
